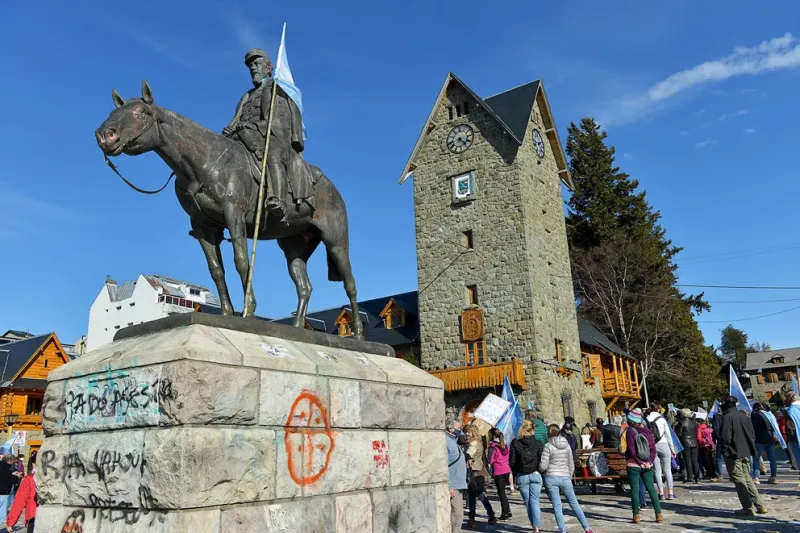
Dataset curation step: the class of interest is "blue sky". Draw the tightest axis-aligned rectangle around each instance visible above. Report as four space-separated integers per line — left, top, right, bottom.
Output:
2 1 800 351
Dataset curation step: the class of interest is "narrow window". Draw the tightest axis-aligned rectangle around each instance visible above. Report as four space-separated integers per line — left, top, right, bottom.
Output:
463 101 470 114
455 104 462 117
555 339 563 364
44 360 48 369
129 302 135 307
467 285 478 305
190 288 201 296
561 391 574 419
464 230 474 249
587 401 597 422
448 106 454 120
464 340 486 366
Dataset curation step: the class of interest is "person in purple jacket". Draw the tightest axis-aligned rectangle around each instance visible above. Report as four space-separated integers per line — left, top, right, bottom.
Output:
624 408 663 524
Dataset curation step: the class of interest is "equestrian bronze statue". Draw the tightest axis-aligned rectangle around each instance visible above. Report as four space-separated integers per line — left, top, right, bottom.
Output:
95 50 364 339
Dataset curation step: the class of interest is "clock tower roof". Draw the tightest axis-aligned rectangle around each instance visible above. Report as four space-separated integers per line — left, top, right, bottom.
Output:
398 73 572 189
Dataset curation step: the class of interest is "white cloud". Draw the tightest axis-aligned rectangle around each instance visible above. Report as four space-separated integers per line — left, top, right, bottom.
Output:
0 186 78 240
718 109 751 121
743 128 757 134
623 153 633 158
695 108 706 116
695 138 717 148
600 33 800 127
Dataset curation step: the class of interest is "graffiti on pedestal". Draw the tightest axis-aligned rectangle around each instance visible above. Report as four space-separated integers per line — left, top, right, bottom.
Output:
284 391 335 486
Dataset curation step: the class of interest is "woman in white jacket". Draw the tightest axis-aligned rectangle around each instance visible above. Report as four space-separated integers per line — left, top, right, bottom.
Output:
540 424 594 533
646 402 677 499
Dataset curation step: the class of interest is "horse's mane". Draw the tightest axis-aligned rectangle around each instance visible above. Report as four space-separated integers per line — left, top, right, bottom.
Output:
154 103 217 136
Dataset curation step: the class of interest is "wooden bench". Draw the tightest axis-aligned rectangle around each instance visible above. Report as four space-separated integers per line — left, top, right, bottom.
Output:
572 447 628 494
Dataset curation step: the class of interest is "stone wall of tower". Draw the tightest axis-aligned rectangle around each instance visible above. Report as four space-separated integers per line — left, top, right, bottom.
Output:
414 82 535 371
513 97 605 421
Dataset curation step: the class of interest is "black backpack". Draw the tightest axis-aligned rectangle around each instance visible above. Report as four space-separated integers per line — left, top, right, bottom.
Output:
515 440 540 472
646 415 664 443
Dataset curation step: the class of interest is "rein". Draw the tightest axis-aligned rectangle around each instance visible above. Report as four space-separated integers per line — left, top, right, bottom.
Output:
102 113 174 195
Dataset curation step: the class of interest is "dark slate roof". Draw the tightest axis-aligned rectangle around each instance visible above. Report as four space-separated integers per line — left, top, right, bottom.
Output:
1 378 48 390
745 348 800 372
449 73 523 144
273 291 419 347
577 318 628 357
0 334 51 384
484 81 540 145
1 330 33 339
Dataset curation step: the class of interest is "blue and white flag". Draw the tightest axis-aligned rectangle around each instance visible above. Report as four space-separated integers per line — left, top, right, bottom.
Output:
273 23 305 137
793 375 799 394
759 409 787 449
0 435 16 455
497 375 523 445
669 424 684 454
729 365 752 413
708 400 720 420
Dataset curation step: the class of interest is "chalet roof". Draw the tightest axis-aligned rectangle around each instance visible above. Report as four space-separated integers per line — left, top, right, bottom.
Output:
273 291 419 347
399 73 573 189
745 348 800 372
1 330 33 339
577 318 628 357
0 334 51 384
106 274 221 307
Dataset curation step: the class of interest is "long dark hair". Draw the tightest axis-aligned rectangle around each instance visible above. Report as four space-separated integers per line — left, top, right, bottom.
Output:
489 427 506 449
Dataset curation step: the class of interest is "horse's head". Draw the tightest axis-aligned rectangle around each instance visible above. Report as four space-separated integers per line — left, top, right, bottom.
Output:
96 80 159 157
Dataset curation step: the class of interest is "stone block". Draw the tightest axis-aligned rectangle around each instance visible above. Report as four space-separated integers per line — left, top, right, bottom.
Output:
372 485 437 533
294 343 387 382
434 483 451 533
360 383 424 429
425 388 445 430
388 431 447 486
42 383 66 436
60 430 146 507
36 435 70 505
336 492 373 533
34 505 220 533
360 352 443 388
143 427 275 508
219 329 318 374
48 325 241 381
329 378 360 428
303 430 390 497
160 360 258 425
259 371 329 427
222 497 335 532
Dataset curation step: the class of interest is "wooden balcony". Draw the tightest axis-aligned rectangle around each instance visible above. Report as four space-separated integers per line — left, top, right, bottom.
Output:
581 350 641 413
427 359 526 392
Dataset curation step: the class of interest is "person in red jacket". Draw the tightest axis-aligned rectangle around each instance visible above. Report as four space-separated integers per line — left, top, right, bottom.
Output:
6 454 36 533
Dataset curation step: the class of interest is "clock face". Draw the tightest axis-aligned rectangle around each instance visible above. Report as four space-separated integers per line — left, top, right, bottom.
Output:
447 125 474 154
532 128 545 159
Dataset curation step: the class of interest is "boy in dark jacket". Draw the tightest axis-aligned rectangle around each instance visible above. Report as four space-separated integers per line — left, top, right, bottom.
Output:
720 396 767 516
751 403 778 484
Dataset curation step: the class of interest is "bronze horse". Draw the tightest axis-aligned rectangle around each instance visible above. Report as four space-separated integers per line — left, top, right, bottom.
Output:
95 81 364 339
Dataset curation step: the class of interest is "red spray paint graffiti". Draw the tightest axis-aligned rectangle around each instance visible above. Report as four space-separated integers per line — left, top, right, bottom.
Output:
284 391 335 486
372 439 389 469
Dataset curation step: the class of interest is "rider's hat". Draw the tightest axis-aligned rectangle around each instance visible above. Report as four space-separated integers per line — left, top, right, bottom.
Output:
244 48 269 65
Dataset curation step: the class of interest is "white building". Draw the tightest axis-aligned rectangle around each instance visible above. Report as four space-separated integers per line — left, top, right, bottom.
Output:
87 275 220 352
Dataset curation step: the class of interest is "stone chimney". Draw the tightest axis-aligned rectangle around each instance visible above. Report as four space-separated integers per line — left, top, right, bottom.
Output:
106 275 117 286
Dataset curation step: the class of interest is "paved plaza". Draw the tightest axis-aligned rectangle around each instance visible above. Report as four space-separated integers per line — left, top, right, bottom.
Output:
464 465 800 533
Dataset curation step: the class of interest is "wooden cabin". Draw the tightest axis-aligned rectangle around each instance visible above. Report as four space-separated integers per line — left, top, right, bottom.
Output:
578 318 641 416
0 332 70 457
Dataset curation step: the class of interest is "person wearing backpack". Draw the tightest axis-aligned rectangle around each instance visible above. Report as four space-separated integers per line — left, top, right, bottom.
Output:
697 417 716 481
510 420 544 533
623 408 663 525
750 403 778 484
646 402 676 500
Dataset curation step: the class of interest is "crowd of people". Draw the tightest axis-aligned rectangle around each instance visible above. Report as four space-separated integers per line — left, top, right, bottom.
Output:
446 391 800 532
0 451 37 532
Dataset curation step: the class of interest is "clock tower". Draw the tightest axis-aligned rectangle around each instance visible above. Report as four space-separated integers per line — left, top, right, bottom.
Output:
399 74 605 424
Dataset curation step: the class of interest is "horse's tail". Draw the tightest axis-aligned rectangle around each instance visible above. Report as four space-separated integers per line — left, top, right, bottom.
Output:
326 249 343 282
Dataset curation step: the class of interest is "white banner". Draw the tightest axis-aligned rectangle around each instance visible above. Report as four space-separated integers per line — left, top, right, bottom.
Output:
472 394 511 426
12 431 25 447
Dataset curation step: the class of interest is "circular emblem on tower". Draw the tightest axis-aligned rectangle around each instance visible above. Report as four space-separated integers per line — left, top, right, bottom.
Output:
447 124 474 154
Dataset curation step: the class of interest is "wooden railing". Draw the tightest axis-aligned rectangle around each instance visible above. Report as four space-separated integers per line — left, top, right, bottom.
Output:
427 359 526 392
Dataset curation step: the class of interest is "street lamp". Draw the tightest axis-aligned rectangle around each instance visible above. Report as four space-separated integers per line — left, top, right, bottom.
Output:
4 413 18 443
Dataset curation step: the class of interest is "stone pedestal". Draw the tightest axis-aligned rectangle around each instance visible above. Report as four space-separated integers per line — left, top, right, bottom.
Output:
35 314 449 532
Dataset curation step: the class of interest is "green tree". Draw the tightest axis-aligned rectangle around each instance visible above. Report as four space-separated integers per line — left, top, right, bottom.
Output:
719 325 749 371
566 118 722 405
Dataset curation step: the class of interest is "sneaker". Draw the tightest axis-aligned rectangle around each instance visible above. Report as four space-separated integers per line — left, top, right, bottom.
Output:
753 478 761 485
487 516 498 525
734 507 755 516
498 513 512 521
756 505 768 515
767 477 777 484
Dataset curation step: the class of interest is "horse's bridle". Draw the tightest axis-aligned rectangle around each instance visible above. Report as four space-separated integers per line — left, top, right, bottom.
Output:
102 109 175 195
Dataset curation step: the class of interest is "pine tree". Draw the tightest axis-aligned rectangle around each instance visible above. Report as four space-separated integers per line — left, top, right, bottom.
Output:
566 118 723 405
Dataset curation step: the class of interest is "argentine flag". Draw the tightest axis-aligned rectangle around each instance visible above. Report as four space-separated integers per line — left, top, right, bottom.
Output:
0 435 16 455
273 23 306 138
497 375 523 446
729 365 752 413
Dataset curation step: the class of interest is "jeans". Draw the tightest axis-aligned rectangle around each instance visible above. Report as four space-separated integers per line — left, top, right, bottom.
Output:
467 486 494 519
653 441 674 492
726 456 765 510
715 444 724 477
493 473 511 516
752 443 777 479
544 476 591 533
450 489 464 533
516 472 542 527
683 446 699 481
0 494 8 524
627 466 662 515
